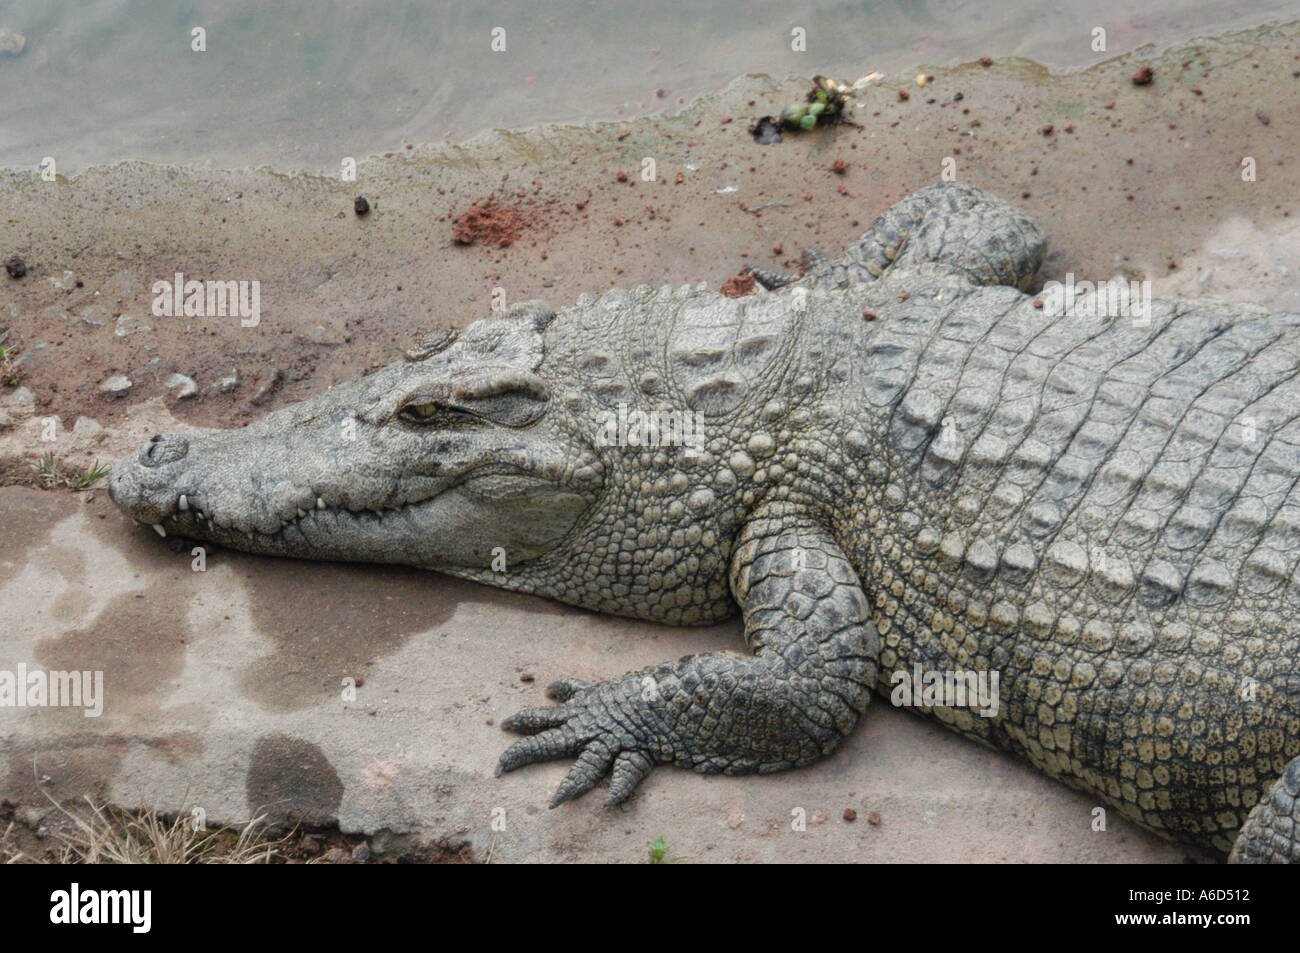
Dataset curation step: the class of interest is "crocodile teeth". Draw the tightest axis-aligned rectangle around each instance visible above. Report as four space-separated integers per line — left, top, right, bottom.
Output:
316 497 327 510
152 523 167 538
178 494 189 511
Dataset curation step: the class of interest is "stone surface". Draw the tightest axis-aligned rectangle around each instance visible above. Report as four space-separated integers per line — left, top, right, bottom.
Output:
0 486 1212 862
164 373 198 399
99 374 132 397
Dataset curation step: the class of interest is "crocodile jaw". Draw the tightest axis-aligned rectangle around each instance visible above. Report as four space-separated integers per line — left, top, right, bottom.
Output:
109 451 593 567
107 372 601 568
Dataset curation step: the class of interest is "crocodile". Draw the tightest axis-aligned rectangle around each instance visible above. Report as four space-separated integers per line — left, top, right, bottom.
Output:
108 182 1300 862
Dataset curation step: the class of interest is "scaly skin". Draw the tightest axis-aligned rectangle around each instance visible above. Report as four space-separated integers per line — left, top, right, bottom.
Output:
497 508 878 804
110 182 1300 861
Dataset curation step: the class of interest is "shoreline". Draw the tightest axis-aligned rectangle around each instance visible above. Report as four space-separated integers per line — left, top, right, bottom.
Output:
3 19 1296 181
2 10 1297 176
3 22 1296 453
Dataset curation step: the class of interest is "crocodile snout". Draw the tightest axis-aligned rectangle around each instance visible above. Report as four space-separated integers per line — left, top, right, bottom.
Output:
109 432 192 530
139 433 189 467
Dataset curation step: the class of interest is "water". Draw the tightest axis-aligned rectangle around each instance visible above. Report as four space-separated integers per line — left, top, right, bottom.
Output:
1 0 1297 173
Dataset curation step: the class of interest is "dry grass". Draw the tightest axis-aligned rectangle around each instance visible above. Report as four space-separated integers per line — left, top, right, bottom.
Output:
0 342 20 387
3 797 292 864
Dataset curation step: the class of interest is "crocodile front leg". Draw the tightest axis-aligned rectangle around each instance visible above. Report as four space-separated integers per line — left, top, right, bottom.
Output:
1229 756 1300 863
496 507 880 806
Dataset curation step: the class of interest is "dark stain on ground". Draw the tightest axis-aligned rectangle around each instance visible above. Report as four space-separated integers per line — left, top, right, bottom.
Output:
0 488 73 588
4 738 122 807
2 732 199 807
246 733 344 826
37 589 191 711
236 555 563 712
84 493 198 573
78 486 575 714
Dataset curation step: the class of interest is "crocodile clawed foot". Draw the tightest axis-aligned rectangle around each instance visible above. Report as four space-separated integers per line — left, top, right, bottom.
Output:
497 673 662 808
747 265 796 290
747 248 827 291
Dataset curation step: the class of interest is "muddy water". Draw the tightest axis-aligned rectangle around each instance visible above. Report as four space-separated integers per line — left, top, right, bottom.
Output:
0 0 1297 174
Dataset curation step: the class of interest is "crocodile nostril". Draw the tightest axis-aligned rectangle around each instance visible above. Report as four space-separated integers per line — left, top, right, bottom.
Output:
140 434 189 467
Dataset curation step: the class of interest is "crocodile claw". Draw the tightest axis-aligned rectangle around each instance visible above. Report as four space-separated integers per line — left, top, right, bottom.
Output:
803 246 829 272
498 674 661 807
748 265 796 290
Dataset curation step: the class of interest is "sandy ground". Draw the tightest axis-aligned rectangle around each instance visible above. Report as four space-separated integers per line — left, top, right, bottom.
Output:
1 22 1297 862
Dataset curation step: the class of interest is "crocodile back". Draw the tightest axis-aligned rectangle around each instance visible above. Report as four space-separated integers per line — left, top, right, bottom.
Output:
846 278 1300 850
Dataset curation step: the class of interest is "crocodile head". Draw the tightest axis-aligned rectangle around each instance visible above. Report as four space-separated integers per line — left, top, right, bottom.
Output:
108 303 603 571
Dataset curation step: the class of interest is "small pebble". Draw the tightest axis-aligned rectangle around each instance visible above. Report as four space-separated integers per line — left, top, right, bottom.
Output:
164 372 198 399
0 27 25 57
99 374 132 398
250 368 284 406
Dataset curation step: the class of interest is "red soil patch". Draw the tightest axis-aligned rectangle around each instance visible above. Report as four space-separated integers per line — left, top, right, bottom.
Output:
452 202 527 248
720 272 756 297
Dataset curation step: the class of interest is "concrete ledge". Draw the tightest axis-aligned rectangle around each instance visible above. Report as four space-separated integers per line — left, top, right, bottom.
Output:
0 487 1212 862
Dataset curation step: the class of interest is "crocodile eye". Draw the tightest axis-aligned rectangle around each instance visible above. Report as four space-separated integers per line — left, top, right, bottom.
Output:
400 401 440 422
398 396 477 425
397 371 550 428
